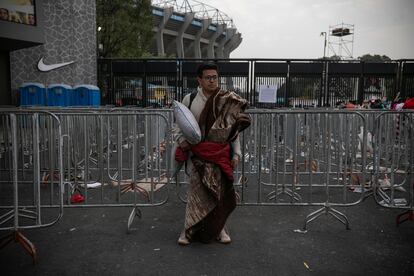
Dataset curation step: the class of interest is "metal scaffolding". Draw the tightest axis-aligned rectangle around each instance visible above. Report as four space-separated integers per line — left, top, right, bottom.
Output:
328 23 355 60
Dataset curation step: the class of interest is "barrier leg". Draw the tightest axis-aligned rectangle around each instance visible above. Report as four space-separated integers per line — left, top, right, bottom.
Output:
303 207 325 230
127 206 142 234
267 186 302 202
0 230 37 264
277 186 302 202
396 210 414 226
304 204 350 230
362 189 373 201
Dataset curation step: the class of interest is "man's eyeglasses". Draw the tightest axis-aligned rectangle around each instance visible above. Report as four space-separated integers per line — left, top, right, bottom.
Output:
202 75 218 81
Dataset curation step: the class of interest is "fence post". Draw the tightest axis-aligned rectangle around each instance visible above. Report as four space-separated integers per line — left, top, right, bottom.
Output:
143 59 148 108
398 60 405 99
323 60 329 107
357 62 365 104
285 61 290 107
320 59 326 107
251 60 256 106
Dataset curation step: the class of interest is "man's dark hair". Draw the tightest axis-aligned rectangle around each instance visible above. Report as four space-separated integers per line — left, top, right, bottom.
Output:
197 62 218 78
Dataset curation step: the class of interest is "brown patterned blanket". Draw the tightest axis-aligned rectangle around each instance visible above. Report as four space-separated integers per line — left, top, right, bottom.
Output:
184 89 251 243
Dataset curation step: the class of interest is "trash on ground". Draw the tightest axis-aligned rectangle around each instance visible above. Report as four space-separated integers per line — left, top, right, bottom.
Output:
79 182 102 188
350 187 369 193
395 186 406 192
70 193 85 203
379 198 407 206
111 175 167 193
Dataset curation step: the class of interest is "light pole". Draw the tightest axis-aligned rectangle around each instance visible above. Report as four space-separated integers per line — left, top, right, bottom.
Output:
320 31 328 106
320 31 327 58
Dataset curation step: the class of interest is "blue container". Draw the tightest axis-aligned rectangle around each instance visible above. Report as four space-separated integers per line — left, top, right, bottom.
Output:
72 85 88 106
47 84 72 106
73 84 101 106
19 83 46 106
88 85 101 106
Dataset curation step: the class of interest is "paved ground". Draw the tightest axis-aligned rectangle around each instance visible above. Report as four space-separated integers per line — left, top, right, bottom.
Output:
1 195 413 276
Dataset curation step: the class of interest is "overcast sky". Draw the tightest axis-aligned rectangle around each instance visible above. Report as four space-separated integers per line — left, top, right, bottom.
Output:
203 0 414 59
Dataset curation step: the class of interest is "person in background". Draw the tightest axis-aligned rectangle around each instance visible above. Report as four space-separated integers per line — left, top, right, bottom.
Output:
28 13 35 25
370 99 385 109
344 101 357 109
0 8 9 21
10 12 22 23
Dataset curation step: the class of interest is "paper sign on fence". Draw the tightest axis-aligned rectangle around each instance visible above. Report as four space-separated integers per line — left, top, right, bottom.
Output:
258 85 277 103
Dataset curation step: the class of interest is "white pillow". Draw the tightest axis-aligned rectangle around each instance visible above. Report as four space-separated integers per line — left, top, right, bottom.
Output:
173 100 201 144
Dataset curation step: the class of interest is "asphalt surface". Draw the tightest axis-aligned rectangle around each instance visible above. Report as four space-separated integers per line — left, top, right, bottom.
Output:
1 195 413 276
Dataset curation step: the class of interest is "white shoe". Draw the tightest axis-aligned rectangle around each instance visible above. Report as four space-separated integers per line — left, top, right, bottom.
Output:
178 231 190 246
217 229 231 244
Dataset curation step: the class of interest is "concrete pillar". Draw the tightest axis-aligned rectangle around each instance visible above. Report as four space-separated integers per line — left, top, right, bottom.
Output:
156 7 173 56
176 12 195 58
193 18 211 58
207 24 225 59
216 28 236 59
224 32 242 58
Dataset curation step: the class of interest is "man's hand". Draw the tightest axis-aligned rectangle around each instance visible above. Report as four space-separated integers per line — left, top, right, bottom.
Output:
231 155 239 169
179 140 191 152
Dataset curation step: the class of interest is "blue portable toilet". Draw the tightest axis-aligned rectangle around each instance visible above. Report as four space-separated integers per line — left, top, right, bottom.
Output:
88 85 101 106
19 83 46 106
73 84 101 106
47 84 72 106
73 84 90 106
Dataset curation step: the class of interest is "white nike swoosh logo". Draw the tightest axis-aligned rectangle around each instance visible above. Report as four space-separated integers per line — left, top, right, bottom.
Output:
37 57 75 72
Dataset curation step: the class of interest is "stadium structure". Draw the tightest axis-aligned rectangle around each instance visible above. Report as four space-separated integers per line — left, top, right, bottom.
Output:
151 0 242 58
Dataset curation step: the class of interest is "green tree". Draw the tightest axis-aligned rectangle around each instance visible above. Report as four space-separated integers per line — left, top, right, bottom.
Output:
96 0 154 58
358 54 391 62
317 55 341 61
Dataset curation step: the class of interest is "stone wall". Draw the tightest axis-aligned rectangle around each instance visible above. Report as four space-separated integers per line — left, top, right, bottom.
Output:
10 0 96 96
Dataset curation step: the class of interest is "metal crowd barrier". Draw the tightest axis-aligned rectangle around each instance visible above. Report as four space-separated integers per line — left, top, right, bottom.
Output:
1 107 413 263
49 109 173 233
371 111 414 225
0 109 63 263
232 110 369 229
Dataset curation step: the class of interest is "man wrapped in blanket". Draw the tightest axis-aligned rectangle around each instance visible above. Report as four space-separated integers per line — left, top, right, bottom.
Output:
173 62 251 245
